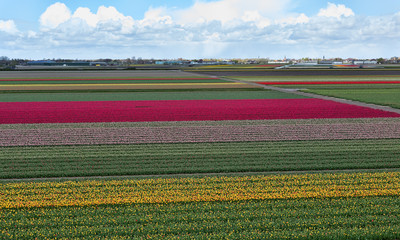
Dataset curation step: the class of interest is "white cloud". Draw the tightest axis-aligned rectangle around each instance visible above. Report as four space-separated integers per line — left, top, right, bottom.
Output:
39 2 71 29
96 6 134 33
4 1 400 59
318 2 355 19
72 7 98 27
276 13 310 25
0 20 19 34
39 3 135 34
174 0 290 25
242 11 271 28
138 7 173 28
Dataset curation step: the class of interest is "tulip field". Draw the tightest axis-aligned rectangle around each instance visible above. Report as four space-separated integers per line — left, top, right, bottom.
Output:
1 69 400 239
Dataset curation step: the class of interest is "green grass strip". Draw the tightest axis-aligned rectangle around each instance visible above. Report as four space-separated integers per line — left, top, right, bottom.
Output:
0 88 263 94
0 90 305 102
1 197 399 239
1 139 399 179
229 76 400 81
303 88 400 109
274 84 400 89
0 79 227 84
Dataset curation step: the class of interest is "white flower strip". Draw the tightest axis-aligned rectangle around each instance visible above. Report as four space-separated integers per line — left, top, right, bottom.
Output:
1 119 399 146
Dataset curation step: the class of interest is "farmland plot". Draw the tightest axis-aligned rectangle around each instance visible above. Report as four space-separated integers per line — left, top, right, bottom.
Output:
1 69 400 239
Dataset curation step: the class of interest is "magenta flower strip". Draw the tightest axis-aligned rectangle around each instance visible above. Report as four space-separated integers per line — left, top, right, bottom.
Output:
0 99 399 124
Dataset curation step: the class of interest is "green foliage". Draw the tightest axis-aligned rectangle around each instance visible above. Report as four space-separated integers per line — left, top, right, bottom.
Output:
1 197 400 239
0 79 227 85
303 89 400 109
1 139 400 179
0 90 305 102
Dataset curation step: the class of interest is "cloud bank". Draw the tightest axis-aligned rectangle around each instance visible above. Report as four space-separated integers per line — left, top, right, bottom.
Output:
1 1 400 59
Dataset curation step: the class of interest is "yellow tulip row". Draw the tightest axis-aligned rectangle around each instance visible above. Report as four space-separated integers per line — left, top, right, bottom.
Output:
1 171 399 209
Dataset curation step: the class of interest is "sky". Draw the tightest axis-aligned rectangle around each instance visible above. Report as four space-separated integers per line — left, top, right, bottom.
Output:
1 0 400 60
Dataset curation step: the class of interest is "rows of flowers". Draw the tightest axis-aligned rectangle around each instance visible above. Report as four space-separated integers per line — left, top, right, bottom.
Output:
1 172 399 209
2 196 399 239
1 99 399 124
256 80 400 85
1 119 400 146
0 82 253 91
0 77 221 82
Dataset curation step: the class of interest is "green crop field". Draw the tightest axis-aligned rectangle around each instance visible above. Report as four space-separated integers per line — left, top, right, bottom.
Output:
1 139 400 179
0 89 306 102
0 79 227 85
303 88 400 109
2 196 400 239
268 84 400 89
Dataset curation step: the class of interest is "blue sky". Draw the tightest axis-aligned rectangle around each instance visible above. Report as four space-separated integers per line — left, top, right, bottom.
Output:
1 0 400 59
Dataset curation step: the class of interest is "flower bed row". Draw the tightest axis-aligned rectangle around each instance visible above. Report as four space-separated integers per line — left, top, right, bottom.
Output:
1 120 400 146
1 99 399 124
2 196 399 239
1 172 399 209
0 77 220 82
256 81 400 85
0 82 255 90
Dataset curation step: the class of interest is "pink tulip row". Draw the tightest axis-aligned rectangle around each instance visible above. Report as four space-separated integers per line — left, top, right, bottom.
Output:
1 99 399 124
1 121 399 146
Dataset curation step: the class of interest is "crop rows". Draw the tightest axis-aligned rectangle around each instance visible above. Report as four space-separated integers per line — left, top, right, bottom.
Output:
257 80 400 85
1 196 399 239
304 88 400 109
0 82 257 91
2 69 400 239
1 172 400 238
228 75 400 81
1 120 400 146
2 172 400 208
0 90 303 102
1 139 400 179
1 99 399 124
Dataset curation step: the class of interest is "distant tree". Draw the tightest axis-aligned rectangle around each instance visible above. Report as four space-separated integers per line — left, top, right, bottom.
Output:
377 58 385 64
